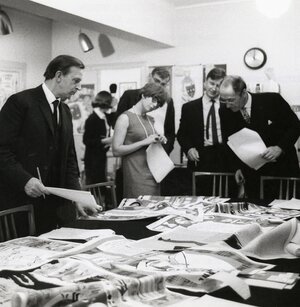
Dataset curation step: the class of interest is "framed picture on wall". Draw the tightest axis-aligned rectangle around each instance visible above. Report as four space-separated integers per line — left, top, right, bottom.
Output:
0 60 26 110
119 82 137 98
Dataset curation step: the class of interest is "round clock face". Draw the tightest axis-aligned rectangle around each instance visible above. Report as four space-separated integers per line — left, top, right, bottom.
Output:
244 48 267 70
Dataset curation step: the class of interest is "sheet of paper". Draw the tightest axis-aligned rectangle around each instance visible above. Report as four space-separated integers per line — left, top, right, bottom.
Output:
146 142 175 183
227 128 267 170
39 228 115 240
272 198 300 210
46 186 98 206
241 218 299 259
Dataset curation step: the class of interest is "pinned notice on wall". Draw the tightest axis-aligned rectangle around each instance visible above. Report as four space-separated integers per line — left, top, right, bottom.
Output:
146 143 175 183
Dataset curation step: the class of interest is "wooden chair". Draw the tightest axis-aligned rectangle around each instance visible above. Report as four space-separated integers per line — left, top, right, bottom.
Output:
192 172 235 197
0 204 35 242
260 176 300 200
83 181 117 211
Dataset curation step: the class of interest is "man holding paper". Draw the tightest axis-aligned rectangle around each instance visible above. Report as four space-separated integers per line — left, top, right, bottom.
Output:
0 55 101 234
219 75 300 198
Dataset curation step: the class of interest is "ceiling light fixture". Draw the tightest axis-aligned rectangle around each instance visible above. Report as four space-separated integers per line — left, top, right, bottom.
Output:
78 30 94 53
98 34 115 57
0 7 13 35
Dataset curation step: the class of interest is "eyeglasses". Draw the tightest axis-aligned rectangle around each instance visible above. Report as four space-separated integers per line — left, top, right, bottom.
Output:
219 97 236 103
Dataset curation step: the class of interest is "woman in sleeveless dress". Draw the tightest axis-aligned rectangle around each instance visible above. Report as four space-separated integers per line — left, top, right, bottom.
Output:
112 83 168 198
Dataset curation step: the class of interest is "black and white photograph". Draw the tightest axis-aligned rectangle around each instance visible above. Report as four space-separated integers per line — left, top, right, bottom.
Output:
0 0 300 306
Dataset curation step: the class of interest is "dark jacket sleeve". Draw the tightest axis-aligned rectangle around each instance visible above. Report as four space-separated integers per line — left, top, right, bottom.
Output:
0 94 33 190
177 103 193 155
64 105 81 190
268 93 300 152
163 98 175 155
116 90 132 120
219 107 243 171
83 116 107 150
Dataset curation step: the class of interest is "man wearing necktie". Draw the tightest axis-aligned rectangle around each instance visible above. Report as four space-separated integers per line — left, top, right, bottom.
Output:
177 68 234 195
219 75 300 198
0 55 102 234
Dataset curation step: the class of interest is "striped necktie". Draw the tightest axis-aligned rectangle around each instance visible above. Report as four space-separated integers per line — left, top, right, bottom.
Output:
241 107 251 124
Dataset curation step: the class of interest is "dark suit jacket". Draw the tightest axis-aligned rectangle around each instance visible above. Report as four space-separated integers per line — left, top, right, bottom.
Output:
177 97 227 169
116 89 175 154
83 112 109 182
0 85 80 209
220 92 300 177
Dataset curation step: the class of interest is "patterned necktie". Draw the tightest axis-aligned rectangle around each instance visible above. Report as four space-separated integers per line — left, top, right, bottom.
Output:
206 99 219 145
52 99 60 132
241 107 251 124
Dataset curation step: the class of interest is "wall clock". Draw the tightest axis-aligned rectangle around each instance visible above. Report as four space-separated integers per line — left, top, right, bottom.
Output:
244 47 267 70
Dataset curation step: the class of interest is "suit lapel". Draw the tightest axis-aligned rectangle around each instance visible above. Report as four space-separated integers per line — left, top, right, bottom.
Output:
36 85 55 135
60 103 71 142
249 94 264 130
195 98 204 130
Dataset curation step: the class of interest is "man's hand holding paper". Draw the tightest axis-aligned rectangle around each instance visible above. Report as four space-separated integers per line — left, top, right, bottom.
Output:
45 187 102 217
261 145 282 162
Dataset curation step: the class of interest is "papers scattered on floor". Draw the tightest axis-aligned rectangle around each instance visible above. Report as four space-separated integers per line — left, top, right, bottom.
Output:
227 128 267 170
46 186 98 207
146 142 175 183
271 198 300 210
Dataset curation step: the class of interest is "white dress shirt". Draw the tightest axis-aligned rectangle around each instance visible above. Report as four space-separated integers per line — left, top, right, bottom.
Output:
202 94 222 146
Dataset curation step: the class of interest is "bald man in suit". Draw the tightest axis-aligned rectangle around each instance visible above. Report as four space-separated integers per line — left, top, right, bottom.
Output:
219 75 300 198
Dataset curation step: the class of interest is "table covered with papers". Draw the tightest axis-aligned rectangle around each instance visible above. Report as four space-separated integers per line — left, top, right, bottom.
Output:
1 196 300 306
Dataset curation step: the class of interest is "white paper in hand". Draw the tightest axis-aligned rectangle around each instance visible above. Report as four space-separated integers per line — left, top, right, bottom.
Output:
46 187 98 206
146 143 175 183
228 128 267 170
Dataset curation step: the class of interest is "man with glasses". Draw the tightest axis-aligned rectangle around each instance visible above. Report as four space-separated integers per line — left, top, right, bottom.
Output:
116 67 175 155
219 75 300 198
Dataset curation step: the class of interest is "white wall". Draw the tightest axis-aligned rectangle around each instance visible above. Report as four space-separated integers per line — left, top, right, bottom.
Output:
0 8 52 88
51 0 300 105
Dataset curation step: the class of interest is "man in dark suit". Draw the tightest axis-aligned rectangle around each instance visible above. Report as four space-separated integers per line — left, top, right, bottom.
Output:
0 55 101 234
116 67 175 155
219 75 300 198
177 67 229 172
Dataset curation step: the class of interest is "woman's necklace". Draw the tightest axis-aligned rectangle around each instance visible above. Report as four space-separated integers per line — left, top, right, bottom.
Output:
132 105 155 138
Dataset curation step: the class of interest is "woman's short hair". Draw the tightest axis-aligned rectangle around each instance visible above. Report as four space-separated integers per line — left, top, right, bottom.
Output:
92 91 112 109
44 55 85 80
139 83 169 107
